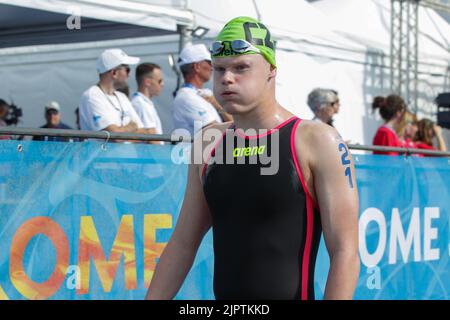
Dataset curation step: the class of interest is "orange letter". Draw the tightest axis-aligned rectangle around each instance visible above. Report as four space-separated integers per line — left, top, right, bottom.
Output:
9 217 69 299
77 215 136 294
144 214 172 287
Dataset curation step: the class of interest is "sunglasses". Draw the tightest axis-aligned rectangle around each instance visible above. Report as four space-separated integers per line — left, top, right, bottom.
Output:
114 64 130 75
210 39 261 56
46 109 59 115
146 76 164 84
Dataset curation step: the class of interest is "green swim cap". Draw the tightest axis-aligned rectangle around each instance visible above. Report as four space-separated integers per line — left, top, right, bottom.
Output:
213 16 276 67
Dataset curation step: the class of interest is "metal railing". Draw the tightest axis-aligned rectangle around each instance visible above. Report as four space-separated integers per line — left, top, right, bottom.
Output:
347 144 450 157
0 127 191 143
1 126 450 157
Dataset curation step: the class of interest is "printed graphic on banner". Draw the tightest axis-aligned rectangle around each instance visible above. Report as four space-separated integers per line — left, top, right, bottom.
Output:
0 140 212 299
314 155 450 299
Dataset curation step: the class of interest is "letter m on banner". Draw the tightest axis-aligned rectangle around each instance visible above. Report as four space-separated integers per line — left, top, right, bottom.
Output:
77 215 136 294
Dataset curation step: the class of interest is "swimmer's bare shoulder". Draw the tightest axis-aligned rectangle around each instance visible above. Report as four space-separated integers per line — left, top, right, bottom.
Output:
292 119 337 200
295 119 343 161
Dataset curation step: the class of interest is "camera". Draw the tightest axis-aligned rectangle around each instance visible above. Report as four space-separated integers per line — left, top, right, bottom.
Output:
436 93 450 130
4 103 23 126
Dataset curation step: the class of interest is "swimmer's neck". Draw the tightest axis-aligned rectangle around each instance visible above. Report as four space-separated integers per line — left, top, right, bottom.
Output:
233 102 293 132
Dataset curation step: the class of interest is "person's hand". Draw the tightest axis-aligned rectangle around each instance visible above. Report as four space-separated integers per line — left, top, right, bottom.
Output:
127 121 138 132
433 124 442 136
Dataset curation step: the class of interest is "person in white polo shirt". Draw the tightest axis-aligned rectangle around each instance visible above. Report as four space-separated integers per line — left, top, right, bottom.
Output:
79 48 156 143
131 63 164 144
173 44 232 136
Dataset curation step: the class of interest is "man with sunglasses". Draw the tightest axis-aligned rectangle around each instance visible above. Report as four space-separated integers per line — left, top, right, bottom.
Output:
173 44 232 136
131 63 164 144
147 17 359 300
79 49 153 141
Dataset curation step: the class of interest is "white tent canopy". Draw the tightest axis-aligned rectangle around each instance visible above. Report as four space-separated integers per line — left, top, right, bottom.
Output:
0 0 193 49
0 0 193 31
190 0 365 58
312 0 450 65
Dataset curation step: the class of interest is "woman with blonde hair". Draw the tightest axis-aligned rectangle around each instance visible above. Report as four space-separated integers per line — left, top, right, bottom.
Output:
396 109 418 148
415 118 447 153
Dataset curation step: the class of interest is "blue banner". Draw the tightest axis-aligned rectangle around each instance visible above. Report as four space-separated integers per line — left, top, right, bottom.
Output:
0 141 448 299
343 154 449 300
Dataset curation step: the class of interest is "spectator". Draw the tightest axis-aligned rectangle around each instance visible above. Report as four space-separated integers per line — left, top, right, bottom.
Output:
0 99 11 140
307 88 340 127
131 63 164 145
372 95 406 156
396 109 419 149
79 48 154 143
173 44 232 136
33 101 74 142
415 118 447 153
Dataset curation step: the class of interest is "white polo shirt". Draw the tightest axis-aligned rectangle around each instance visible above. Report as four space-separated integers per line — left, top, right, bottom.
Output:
173 85 222 136
131 92 163 134
79 85 143 131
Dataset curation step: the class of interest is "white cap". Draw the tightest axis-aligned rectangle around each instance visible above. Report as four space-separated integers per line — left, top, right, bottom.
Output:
45 101 60 112
177 44 211 67
96 48 140 74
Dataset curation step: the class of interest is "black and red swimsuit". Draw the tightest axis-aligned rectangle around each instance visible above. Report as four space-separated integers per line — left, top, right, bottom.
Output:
202 116 322 300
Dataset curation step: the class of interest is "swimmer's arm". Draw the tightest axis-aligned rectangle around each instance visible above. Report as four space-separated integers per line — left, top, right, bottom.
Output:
307 125 360 300
145 150 212 299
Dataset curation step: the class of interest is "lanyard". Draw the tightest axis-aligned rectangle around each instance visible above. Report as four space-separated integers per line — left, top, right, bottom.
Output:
97 84 125 124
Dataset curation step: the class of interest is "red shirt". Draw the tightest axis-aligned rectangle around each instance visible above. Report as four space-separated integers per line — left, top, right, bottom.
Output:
414 141 438 157
372 125 402 155
402 138 416 148
401 139 424 157
415 142 436 150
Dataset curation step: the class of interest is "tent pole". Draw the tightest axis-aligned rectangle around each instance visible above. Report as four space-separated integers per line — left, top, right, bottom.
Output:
176 24 192 91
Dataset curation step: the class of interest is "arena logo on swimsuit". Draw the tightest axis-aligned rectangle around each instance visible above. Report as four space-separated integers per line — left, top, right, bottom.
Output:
233 145 266 157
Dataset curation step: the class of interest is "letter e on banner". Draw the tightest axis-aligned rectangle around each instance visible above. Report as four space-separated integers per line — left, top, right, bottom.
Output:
143 214 172 287
424 207 440 261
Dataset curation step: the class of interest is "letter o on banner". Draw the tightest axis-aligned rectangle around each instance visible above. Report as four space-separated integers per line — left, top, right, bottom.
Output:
359 208 387 267
9 217 69 299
